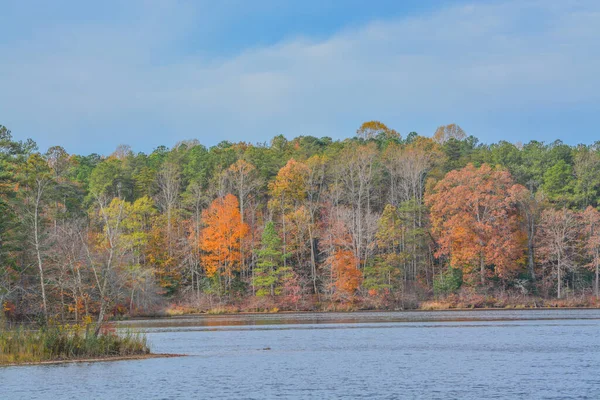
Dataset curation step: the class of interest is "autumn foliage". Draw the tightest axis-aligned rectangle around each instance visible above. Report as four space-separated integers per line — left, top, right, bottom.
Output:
330 249 362 300
426 163 525 284
6 120 600 322
200 194 249 283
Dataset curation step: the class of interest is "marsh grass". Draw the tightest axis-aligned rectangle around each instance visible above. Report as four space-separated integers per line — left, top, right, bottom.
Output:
0 320 149 365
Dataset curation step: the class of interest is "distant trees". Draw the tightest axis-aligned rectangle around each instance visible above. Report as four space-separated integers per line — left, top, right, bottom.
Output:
4 119 600 321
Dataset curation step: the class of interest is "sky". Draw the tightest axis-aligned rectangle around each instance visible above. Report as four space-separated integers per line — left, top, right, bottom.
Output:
1 0 599 155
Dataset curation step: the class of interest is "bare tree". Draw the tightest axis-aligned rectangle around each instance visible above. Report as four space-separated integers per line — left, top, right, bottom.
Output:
156 161 181 257
583 206 600 299
185 182 205 298
226 159 261 225
23 154 53 323
537 208 580 298
50 219 89 321
334 143 379 269
433 123 466 144
85 194 126 334
305 155 327 293
226 159 261 275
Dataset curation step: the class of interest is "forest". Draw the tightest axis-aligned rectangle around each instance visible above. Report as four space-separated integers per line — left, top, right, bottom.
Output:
1 121 600 323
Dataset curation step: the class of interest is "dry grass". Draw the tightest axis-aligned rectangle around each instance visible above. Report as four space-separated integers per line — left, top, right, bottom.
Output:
0 321 149 365
164 304 201 316
419 293 600 310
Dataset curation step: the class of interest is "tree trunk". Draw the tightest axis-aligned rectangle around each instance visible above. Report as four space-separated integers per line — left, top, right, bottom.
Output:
34 190 48 323
595 254 599 299
557 254 562 299
480 253 485 285
527 218 536 282
308 225 318 294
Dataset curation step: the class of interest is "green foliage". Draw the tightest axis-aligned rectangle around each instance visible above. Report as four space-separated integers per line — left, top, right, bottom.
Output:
442 136 480 172
253 221 285 297
542 159 574 202
363 259 395 294
433 268 463 296
0 126 34 269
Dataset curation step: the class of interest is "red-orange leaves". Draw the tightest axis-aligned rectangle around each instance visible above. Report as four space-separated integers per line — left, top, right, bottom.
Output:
330 249 362 299
200 194 249 281
425 163 525 284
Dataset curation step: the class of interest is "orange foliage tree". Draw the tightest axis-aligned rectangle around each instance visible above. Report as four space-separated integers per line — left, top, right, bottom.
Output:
199 194 249 292
330 249 362 301
323 216 363 301
425 163 525 284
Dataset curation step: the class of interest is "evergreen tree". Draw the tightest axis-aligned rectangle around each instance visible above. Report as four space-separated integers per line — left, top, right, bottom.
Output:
253 221 286 296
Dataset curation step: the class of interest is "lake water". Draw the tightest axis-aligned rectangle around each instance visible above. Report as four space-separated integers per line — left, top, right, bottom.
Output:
2 309 600 399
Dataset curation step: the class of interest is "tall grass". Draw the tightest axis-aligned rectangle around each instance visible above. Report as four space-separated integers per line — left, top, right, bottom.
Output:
0 320 149 365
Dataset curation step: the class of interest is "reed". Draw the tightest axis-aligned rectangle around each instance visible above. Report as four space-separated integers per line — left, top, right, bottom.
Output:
0 319 149 365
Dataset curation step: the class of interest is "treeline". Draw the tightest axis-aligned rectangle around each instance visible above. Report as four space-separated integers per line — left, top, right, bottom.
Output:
1 121 599 321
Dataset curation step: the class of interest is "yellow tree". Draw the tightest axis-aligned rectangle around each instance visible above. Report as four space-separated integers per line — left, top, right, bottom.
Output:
269 159 309 268
200 194 249 292
356 121 400 141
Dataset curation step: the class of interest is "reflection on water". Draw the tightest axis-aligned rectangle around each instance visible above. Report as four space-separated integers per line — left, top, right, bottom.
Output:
2 309 600 399
118 308 600 330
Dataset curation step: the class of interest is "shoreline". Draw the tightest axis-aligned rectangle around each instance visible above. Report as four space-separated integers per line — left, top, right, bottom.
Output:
138 305 600 320
0 353 184 368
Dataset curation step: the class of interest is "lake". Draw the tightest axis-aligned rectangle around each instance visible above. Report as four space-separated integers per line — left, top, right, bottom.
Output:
2 309 599 399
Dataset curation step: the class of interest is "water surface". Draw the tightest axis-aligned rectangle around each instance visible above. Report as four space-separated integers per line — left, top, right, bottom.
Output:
2 309 599 399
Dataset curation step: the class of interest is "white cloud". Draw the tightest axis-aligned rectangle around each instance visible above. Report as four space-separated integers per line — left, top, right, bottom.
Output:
1 0 599 153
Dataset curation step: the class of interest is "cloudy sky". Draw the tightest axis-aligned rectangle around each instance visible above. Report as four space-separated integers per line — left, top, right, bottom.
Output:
1 0 598 155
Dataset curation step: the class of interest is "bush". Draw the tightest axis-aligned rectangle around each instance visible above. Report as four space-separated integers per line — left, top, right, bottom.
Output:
433 268 463 296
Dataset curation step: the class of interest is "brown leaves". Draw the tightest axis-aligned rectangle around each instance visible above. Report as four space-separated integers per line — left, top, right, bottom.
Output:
330 249 362 299
426 163 525 283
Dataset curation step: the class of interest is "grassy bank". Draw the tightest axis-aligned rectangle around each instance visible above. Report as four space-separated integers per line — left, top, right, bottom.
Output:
0 321 149 365
419 293 600 310
161 293 600 316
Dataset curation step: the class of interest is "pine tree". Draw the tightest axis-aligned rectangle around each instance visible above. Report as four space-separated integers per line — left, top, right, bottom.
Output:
253 221 285 297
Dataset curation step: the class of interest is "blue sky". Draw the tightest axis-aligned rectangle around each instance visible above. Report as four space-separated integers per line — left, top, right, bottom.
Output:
1 0 599 155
